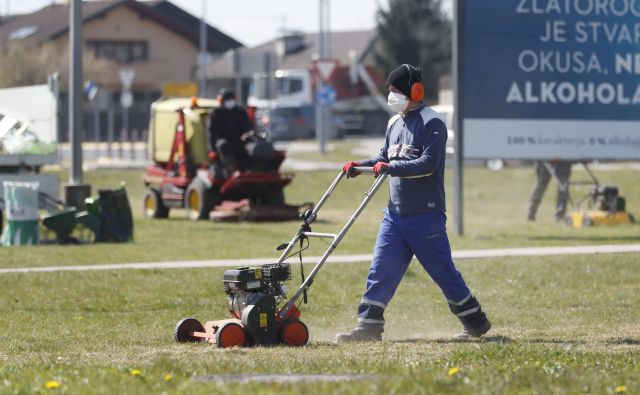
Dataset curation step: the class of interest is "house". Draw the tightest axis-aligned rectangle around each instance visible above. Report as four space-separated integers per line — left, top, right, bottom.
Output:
0 0 242 140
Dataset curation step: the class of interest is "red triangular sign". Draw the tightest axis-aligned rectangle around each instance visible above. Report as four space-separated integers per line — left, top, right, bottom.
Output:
315 60 339 83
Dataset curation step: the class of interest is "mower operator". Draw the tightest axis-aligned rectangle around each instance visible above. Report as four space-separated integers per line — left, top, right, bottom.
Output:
208 89 254 175
337 64 491 342
527 160 573 222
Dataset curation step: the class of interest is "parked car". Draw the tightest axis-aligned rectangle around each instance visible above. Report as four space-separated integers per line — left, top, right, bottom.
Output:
255 106 315 141
430 104 505 170
429 104 456 156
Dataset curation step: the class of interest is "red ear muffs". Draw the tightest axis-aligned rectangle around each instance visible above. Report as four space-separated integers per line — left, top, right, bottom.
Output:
410 82 424 102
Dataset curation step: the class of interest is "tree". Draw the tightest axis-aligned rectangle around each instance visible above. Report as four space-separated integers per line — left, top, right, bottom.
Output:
375 0 452 103
0 39 109 89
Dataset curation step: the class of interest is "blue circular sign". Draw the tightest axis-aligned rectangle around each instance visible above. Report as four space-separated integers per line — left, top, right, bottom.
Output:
316 84 336 106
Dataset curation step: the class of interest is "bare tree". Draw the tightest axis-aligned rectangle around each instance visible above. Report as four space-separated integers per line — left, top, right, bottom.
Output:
0 39 110 89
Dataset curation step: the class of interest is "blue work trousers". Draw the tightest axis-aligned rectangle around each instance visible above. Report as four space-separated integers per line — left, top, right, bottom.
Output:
363 208 470 309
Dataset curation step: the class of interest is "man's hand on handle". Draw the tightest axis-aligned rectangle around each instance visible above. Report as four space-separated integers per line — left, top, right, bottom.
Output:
343 161 361 178
373 162 390 176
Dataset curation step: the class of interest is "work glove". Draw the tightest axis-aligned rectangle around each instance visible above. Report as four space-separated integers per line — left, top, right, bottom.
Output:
342 161 361 178
373 161 390 176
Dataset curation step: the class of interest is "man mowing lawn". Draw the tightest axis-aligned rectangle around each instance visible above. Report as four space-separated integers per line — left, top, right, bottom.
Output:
337 64 491 342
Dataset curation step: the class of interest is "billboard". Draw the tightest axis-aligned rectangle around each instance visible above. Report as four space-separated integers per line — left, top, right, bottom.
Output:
462 0 640 160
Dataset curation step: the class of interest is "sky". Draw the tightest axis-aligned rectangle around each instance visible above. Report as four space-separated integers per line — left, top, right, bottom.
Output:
2 0 388 47
2 0 452 47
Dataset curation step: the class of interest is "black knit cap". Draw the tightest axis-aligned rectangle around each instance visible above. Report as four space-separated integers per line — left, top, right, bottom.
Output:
386 64 422 98
218 88 235 101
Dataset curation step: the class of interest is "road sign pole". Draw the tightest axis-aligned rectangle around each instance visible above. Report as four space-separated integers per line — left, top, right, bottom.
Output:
199 0 207 96
316 0 325 154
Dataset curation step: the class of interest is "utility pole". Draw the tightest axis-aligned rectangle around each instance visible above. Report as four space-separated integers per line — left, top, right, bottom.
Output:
199 0 207 96
65 0 91 209
70 0 83 185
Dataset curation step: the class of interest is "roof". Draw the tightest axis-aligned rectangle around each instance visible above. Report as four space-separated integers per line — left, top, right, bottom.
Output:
144 1 243 51
152 97 218 112
206 30 379 78
0 0 242 53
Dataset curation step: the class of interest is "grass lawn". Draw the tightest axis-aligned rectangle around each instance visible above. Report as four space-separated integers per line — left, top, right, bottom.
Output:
0 161 639 393
0 164 638 268
0 253 638 394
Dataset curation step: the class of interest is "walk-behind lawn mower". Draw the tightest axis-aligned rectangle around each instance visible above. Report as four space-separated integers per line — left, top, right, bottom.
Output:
174 167 387 348
551 162 636 228
143 97 297 221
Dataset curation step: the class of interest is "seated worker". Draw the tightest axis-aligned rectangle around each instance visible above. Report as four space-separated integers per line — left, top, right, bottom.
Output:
208 89 254 176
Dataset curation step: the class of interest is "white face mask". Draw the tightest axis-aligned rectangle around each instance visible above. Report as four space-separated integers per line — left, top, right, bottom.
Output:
224 100 236 109
387 92 409 113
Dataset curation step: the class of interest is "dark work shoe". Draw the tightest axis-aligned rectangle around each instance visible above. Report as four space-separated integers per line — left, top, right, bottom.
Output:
454 318 491 339
449 295 491 338
335 326 382 343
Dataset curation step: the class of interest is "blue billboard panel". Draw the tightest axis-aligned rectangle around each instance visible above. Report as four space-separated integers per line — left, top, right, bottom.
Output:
462 0 640 159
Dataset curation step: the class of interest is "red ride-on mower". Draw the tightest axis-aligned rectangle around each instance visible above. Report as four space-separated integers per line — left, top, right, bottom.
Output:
143 97 295 221
174 167 389 348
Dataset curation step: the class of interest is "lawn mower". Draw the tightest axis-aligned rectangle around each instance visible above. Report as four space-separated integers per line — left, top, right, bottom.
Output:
174 166 388 348
143 97 297 221
546 161 635 228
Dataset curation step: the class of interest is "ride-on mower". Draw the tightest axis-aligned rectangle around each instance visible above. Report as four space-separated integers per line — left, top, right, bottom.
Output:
143 97 296 221
174 166 388 348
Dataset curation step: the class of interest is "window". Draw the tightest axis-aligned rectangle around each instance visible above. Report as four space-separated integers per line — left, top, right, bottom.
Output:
276 77 303 95
87 41 149 63
288 78 303 94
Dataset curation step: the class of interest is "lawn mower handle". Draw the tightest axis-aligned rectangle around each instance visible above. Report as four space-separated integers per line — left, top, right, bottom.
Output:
351 166 377 174
277 167 388 320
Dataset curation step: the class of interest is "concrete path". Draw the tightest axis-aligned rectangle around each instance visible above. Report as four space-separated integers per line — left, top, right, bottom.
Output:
1 244 639 275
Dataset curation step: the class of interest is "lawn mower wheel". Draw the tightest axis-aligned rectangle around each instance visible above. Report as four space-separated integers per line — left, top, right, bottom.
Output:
174 318 205 343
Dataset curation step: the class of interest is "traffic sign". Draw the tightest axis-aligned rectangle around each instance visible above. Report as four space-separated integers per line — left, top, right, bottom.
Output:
316 84 336 106
119 69 135 90
163 82 198 98
120 91 133 109
83 80 97 101
313 59 339 83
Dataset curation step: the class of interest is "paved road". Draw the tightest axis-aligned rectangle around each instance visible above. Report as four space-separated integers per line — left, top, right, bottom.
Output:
1 243 639 275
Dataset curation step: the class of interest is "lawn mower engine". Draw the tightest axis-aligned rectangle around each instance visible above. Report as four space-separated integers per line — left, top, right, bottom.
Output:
174 262 309 348
224 263 293 344
591 185 625 212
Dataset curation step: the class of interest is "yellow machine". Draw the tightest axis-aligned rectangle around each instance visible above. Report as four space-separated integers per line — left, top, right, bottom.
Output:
568 210 634 229
560 163 636 228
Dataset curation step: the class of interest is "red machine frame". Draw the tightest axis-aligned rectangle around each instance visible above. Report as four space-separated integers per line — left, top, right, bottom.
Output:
143 105 295 220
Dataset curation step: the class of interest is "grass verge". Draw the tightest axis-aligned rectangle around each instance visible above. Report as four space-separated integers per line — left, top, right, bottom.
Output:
1 165 638 268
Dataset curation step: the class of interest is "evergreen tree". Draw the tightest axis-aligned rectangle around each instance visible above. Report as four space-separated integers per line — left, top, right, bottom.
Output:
375 0 451 103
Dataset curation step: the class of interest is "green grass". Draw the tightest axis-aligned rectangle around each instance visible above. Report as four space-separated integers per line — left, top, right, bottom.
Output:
0 163 638 393
1 164 638 268
0 253 638 394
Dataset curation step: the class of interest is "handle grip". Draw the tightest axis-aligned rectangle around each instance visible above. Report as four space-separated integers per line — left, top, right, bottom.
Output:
349 166 390 177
